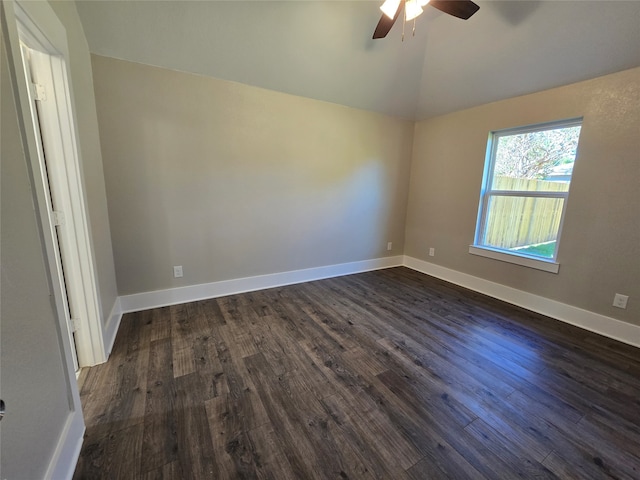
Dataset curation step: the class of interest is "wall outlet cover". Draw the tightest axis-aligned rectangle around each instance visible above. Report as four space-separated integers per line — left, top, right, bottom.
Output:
613 293 628 309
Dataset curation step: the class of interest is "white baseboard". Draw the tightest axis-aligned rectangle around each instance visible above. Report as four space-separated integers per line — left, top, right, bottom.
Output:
45 409 85 480
103 296 123 356
403 255 640 348
119 256 404 313
114 254 638 348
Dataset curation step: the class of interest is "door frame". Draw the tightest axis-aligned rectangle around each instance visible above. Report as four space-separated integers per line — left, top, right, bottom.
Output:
4 0 107 369
20 44 81 372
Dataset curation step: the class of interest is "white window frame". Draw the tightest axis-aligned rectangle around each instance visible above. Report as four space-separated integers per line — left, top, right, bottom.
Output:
469 118 583 274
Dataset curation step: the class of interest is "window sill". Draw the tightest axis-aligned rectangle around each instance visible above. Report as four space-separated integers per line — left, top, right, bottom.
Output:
468 245 560 273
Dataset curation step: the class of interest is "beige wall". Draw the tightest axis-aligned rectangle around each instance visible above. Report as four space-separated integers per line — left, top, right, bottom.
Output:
49 1 118 325
91 53 638 329
406 67 640 326
91 55 414 295
1 31 71 480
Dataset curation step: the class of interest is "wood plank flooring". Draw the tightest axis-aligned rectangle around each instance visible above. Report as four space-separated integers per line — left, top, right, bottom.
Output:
74 267 640 479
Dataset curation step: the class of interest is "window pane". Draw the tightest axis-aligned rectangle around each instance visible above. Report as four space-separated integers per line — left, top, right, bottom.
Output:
491 125 581 191
483 195 565 258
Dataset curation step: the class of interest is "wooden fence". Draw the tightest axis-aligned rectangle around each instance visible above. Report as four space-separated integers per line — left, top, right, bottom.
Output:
485 177 569 249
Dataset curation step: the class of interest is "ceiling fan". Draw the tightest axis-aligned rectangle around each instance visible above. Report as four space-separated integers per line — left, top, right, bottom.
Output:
373 0 480 39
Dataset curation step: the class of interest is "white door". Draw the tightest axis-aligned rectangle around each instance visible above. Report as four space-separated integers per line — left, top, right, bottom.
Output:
20 43 80 372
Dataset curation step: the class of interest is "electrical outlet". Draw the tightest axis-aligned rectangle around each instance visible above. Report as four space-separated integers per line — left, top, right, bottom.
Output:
613 293 628 309
387 242 393 251
429 248 435 257
173 265 183 278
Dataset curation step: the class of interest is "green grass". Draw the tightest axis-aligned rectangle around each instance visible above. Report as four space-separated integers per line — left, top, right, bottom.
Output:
511 241 556 258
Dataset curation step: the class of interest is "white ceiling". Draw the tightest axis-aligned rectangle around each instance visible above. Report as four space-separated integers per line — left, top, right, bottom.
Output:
76 1 640 120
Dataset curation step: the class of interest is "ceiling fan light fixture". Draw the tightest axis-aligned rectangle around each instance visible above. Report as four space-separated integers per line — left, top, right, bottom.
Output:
373 0 479 39
405 0 424 21
380 0 401 19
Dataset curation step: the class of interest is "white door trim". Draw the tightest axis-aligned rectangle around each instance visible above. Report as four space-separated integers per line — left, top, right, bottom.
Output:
7 0 107 369
20 44 80 372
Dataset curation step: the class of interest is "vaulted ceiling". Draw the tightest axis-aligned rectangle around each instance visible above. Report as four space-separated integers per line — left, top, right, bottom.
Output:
76 1 640 120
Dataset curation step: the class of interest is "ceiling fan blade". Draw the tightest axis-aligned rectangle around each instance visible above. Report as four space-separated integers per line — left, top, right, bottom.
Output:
429 0 479 20
373 5 403 39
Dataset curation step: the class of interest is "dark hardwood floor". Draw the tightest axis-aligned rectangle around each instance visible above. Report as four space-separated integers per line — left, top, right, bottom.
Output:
74 267 640 479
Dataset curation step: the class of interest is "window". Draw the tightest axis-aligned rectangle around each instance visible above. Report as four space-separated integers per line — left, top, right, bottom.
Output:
470 119 582 273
